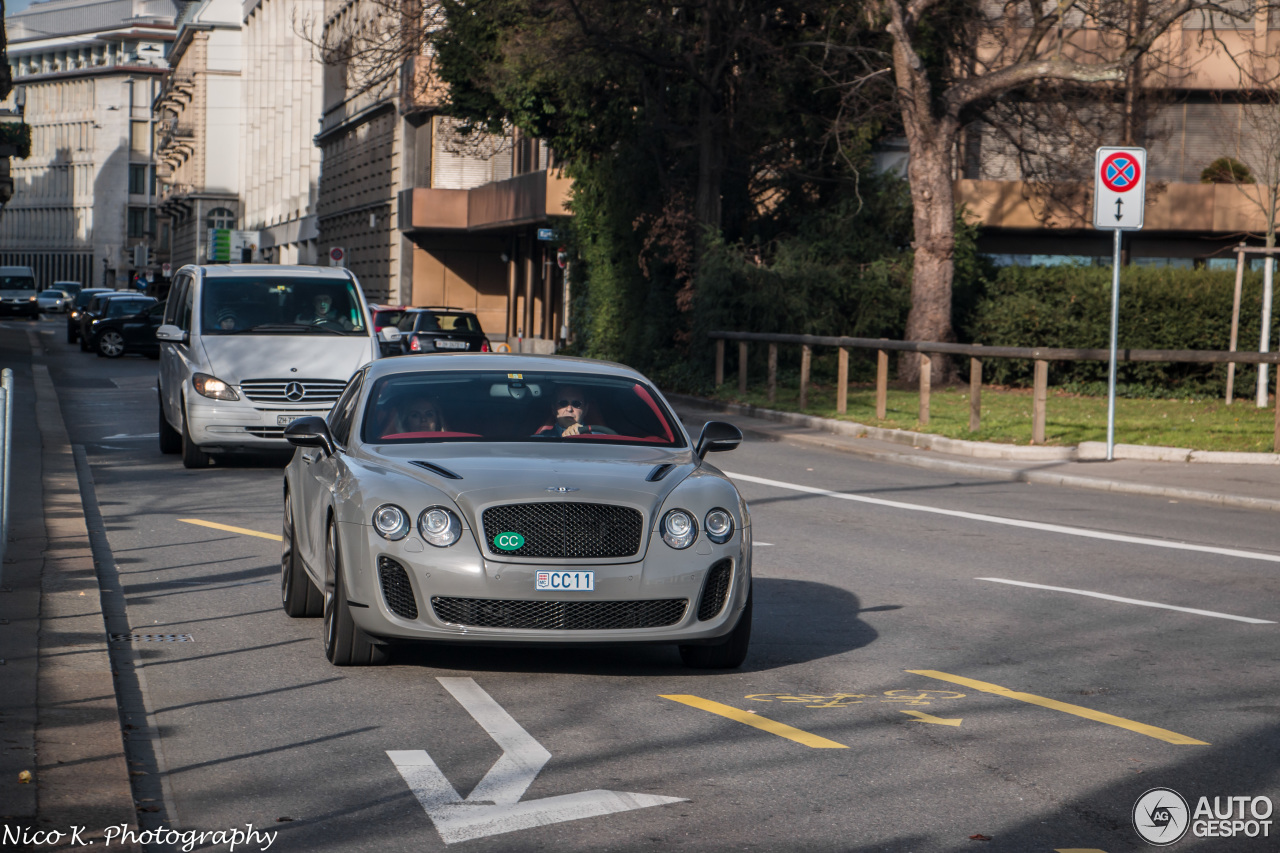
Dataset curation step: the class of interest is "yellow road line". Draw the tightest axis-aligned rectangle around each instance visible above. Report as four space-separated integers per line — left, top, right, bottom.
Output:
661 694 847 749
908 670 1208 746
180 518 283 542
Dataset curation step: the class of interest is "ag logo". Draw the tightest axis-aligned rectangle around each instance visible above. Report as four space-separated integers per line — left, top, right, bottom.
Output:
1133 787 1190 846
493 532 525 551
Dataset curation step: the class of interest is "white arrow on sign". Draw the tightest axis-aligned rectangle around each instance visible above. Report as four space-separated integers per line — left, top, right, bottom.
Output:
388 677 685 844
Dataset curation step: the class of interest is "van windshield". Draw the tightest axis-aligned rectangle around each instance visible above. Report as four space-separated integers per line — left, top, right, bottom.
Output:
200 278 368 335
0 275 35 292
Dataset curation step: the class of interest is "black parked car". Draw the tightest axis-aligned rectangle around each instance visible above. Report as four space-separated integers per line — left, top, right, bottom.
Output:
67 288 115 343
79 293 157 351
396 307 492 354
88 300 165 359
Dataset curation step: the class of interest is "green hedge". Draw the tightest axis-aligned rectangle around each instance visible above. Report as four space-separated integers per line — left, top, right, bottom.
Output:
963 265 1280 396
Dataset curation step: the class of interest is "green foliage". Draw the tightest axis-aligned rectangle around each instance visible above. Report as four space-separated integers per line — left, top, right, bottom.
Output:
963 265 1279 396
0 122 32 159
1200 156 1254 184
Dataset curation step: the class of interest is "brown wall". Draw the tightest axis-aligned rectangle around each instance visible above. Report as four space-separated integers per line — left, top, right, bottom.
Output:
409 235 510 336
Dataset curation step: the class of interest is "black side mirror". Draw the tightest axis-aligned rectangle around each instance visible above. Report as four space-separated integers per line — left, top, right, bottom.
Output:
285 416 335 456
695 421 743 459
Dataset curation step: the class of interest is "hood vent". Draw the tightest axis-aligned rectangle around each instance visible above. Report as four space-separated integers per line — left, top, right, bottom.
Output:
411 460 463 480
646 463 675 482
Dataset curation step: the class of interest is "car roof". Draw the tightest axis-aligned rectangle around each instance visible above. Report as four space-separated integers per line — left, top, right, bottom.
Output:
405 306 473 314
184 264 355 281
364 353 645 383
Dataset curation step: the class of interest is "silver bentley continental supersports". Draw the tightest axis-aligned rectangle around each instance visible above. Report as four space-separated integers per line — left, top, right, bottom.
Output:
281 354 752 668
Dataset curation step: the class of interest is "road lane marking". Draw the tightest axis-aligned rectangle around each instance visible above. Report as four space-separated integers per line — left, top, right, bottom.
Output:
661 694 847 748
907 670 1209 746
899 710 962 726
726 472 1280 564
390 678 683 843
978 577 1276 624
1054 849 1109 852
179 518 282 542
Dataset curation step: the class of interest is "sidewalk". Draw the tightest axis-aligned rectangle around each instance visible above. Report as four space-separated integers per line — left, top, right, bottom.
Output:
668 394 1280 513
0 326 139 848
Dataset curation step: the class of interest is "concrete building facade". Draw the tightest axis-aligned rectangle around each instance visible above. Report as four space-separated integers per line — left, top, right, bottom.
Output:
0 0 175 289
153 0 242 269
240 0 323 265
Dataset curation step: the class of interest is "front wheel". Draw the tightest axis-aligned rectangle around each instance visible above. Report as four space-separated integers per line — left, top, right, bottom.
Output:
158 397 181 454
679 588 752 669
98 331 125 358
281 493 323 617
180 405 211 468
323 522 388 666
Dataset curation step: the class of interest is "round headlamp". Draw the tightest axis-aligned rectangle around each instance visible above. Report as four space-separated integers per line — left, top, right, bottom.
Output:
372 504 410 540
660 509 698 550
704 508 734 544
418 506 462 548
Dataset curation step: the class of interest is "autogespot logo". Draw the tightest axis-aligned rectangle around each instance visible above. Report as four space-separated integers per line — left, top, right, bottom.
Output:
1134 787 1190 846
493 532 525 551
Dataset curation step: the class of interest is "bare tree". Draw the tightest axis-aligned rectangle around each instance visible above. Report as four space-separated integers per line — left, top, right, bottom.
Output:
866 0 1255 380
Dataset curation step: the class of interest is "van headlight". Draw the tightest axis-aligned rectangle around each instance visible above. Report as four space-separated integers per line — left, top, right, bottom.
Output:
192 373 240 401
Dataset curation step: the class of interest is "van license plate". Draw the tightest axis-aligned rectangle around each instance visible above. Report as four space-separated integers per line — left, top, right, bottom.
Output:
535 571 594 591
277 415 300 426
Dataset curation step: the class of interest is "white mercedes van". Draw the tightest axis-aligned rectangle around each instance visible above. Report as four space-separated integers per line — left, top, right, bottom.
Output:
157 264 399 468
0 265 39 318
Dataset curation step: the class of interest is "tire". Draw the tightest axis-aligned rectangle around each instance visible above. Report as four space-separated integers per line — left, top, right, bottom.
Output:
79 332 89 352
281 493 323 617
66 325 76 344
158 397 181 454
98 330 125 358
323 522 388 666
180 404 211 469
679 588 752 669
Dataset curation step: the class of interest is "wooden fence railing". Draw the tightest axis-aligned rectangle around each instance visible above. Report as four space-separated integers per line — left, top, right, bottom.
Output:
709 331 1280 451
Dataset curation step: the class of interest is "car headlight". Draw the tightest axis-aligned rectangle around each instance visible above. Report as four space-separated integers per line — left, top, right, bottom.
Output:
192 373 240 401
418 506 462 547
27 296 36 301
70 310 80 319
373 504 410 540
704 508 734 544
661 509 698 549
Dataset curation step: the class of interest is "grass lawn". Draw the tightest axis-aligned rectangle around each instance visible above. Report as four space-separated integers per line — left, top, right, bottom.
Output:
710 381 1280 452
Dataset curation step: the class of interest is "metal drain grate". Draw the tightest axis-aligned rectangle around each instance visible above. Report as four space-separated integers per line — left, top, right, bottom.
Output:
110 633 194 642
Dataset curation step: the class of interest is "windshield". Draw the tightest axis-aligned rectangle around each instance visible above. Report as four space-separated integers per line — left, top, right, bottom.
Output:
106 298 154 317
76 290 109 309
0 275 35 292
200 277 368 335
361 371 686 447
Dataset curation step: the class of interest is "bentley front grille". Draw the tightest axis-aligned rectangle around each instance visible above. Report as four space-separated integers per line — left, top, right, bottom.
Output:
481 503 643 559
378 556 418 620
697 559 733 621
430 596 687 630
239 378 347 406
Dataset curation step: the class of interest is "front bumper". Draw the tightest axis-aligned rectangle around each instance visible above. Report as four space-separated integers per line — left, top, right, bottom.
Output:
187 396 331 451
0 299 39 316
337 519 752 645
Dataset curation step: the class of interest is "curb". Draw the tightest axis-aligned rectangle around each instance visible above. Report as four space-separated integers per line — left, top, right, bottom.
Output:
31 350 142 848
669 394 1280 514
666 394 1280 465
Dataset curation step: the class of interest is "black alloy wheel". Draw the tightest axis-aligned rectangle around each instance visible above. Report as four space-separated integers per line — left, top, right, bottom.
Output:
322 522 388 666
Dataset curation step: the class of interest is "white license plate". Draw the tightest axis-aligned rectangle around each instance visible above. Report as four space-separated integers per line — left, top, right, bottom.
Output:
535 570 594 591
434 340 468 350
277 415 301 426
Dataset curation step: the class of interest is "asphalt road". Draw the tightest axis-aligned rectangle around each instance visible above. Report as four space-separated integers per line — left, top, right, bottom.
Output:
28 316 1280 853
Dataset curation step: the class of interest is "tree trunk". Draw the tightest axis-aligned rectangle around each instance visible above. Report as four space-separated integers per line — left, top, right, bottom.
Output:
900 128 958 384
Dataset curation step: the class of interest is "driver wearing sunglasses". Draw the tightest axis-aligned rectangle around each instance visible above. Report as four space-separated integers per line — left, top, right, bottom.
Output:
546 386 598 437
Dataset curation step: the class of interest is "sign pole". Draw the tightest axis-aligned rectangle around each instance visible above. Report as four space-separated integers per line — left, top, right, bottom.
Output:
1107 227 1122 461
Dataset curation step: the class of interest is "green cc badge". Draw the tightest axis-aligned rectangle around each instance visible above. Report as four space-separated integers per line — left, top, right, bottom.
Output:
494 532 525 551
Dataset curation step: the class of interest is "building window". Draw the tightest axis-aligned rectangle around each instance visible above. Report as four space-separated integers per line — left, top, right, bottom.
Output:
128 207 155 238
128 164 154 195
207 207 235 230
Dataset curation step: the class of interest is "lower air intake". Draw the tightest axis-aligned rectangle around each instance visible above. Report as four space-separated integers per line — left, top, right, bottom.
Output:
378 556 418 620
431 597 687 630
697 559 733 621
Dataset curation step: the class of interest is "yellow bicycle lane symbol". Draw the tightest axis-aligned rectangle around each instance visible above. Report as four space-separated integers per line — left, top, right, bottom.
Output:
745 690 967 709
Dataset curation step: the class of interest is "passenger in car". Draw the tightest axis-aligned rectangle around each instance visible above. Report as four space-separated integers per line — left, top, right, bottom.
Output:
373 387 447 438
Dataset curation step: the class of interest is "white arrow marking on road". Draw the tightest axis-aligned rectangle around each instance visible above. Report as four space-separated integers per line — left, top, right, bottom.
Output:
388 677 685 844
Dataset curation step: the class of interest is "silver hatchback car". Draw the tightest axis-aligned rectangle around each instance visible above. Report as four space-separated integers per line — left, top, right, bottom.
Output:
281 354 752 668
